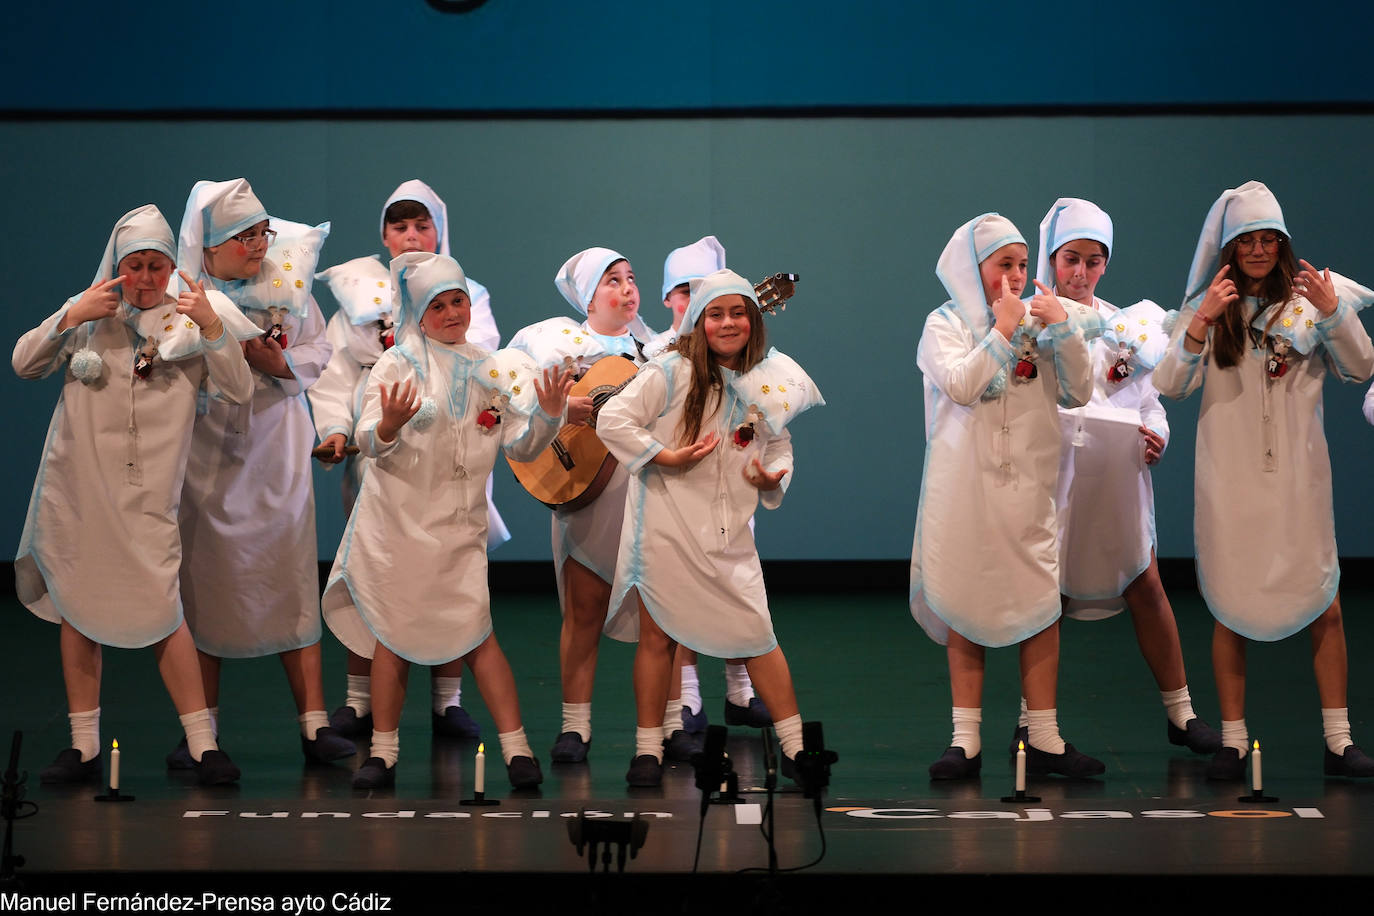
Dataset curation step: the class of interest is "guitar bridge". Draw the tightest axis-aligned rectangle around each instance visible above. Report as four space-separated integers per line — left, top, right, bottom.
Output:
552 438 575 471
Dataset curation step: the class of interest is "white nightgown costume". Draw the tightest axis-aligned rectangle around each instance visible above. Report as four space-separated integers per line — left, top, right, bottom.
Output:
910 214 1093 648
321 252 561 665
1154 182 1374 641
175 179 334 657
15 205 255 648
507 247 656 642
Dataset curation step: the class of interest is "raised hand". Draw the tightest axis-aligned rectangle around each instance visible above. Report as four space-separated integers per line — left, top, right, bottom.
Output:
743 457 788 491
1296 260 1338 316
175 270 218 328
1198 265 1238 322
534 365 575 418
1029 279 1067 326
653 431 720 468
991 275 1024 341
60 276 125 331
376 379 421 443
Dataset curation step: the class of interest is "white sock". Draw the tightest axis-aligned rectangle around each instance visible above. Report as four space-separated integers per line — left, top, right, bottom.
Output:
432 676 463 714
69 708 100 762
561 702 591 743
346 674 371 716
661 699 679 743
1026 708 1065 755
180 709 218 763
208 706 219 739
1221 719 1248 756
952 707 982 757
1017 697 1029 729
774 714 804 759
1161 687 1198 730
299 709 328 740
371 728 400 767
497 727 532 765
636 726 664 762
680 664 702 715
725 663 754 706
1322 708 1353 755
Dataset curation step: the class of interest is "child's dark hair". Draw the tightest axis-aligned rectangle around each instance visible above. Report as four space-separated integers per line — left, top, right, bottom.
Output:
384 199 432 224
668 297 768 447
1209 235 1297 370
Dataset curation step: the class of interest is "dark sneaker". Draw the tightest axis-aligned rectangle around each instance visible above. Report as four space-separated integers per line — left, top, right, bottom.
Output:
195 749 241 786
681 705 708 734
928 746 982 780
352 756 395 790
507 755 544 789
1168 718 1222 755
1025 742 1105 778
329 705 374 738
1206 747 1246 781
626 754 663 787
302 726 356 764
550 731 590 763
39 749 101 785
165 737 196 770
432 706 482 740
1324 744 1374 778
723 698 771 728
664 729 703 762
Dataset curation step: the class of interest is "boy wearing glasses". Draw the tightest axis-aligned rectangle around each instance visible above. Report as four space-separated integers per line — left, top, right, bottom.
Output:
173 178 355 770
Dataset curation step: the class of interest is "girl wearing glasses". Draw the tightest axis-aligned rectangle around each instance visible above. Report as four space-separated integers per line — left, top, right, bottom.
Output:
1156 180 1374 779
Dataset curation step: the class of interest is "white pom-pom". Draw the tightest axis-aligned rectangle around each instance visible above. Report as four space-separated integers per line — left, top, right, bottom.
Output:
70 348 103 383
410 396 438 431
1161 310 1179 336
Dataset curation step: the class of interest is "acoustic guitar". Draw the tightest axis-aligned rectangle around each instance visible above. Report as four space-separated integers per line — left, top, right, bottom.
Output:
508 273 798 510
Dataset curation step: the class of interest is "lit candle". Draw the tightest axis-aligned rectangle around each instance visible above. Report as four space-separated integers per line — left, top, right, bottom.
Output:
1015 741 1026 793
110 739 120 792
1251 740 1262 793
474 743 486 795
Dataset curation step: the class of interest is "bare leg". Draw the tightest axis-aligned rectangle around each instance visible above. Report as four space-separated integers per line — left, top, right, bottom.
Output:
462 634 523 734
1212 621 1247 721
559 558 610 704
59 620 101 713
153 621 211 715
946 630 986 709
1310 596 1348 709
1120 551 1187 692
197 650 221 708
434 658 464 678
1019 621 1059 711
370 643 411 733
633 600 678 729
346 650 369 677
279 642 326 714
743 647 800 722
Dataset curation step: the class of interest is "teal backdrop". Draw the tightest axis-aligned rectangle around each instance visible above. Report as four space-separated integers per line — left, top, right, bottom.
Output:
3 1 1373 563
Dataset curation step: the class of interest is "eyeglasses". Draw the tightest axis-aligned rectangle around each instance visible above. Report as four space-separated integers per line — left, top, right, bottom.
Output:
231 227 278 249
1234 233 1281 253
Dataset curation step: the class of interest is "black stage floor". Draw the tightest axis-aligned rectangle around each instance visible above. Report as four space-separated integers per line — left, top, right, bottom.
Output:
4 577 1374 909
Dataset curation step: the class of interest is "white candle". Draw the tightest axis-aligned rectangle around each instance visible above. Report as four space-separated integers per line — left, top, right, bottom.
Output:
110 739 120 792
1015 741 1026 793
475 743 486 795
1251 740 1262 793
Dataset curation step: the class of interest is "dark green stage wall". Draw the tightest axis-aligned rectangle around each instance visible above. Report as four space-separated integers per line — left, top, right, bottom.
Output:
4 0 1373 564
5 115 1374 562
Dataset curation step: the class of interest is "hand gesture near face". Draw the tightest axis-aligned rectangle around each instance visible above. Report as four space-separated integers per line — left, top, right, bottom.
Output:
61 276 125 331
653 431 720 469
1198 265 1238 323
534 365 576 419
1029 279 1068 326
1295 260 1338 316
376 380 421 443
175 271 218 329
743 457 788 491
991 275 1025 341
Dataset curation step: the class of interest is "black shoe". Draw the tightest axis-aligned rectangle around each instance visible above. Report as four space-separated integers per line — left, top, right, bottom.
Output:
432 706 482 740
1206 747 1246 781
329 705 374 738
1168 718 1222 755
550 731 590 763
681 705 708 734
166 737 196 770
723 697 772 728
1008 725 1029 756
352 756 395 789
1025 742 1105 778
302 726 356 764
626 754 663 787
1324 744 1374 778
195 749 241 786
664 729 703 762
39 749 101 785
928 746 982 780
507 755 544 789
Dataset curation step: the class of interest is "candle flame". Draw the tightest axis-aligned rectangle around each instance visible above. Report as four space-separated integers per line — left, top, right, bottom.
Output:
1253 739 1260 751
112 739 119 750
478 743 485 754
1018 741 1024 752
